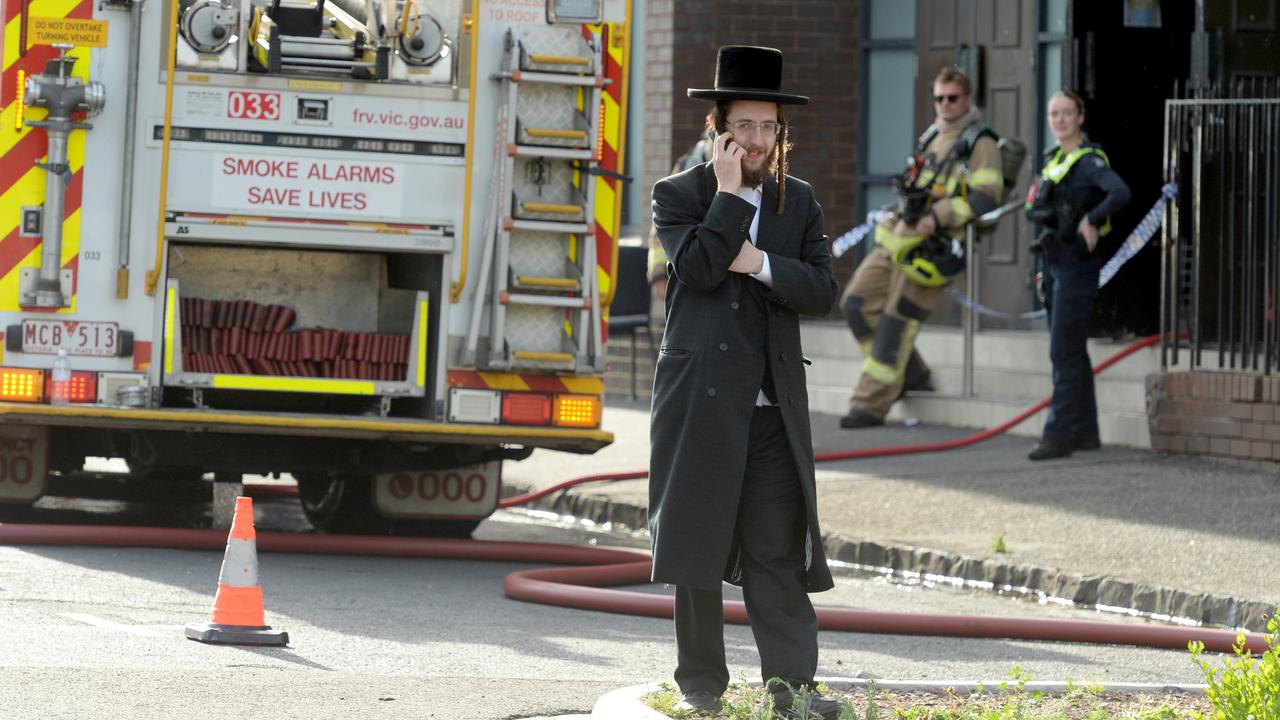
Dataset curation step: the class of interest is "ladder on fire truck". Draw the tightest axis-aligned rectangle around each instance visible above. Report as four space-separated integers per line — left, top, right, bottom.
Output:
464 28 607 373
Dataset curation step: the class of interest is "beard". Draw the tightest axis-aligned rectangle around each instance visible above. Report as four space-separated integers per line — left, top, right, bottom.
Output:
740 144 777 187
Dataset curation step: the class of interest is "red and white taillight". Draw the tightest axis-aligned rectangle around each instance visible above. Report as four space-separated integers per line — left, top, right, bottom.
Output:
0 368 144 405
448 388 601 429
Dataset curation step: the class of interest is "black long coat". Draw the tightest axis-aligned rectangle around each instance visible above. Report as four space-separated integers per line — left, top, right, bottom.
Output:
648 163 839 592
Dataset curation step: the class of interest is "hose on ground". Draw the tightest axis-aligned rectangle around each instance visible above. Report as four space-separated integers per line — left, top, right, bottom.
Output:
6 333 1268 654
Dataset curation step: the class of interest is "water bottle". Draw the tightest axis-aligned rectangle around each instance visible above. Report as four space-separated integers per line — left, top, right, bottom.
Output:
50 349 71 406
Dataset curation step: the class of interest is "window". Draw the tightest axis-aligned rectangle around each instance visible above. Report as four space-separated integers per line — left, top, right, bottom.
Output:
858 1 917 227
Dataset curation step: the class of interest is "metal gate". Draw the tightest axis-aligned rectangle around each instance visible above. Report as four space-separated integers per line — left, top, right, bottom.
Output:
1161 84 1280 373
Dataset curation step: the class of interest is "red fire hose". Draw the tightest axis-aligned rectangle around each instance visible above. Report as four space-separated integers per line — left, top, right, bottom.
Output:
1 333 1270 654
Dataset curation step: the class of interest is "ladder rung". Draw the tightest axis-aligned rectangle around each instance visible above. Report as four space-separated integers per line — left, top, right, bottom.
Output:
528 53 590 66
513 351 575 364
511 145 593 160
525 128 589 140
522 202 583 216
508 70 606 87
503 292 590 308
515 275 581 290
506 218 592 233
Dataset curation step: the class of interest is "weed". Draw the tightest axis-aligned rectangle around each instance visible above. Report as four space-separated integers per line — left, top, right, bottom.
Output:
1188 604 1280 720
990 533 1009 554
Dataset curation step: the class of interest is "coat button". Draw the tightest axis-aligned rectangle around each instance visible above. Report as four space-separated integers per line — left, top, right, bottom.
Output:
788 395 794 405
774 307 782 317
719 343 728 351
706 388 717 397
731 301 740 310
780 352 788 361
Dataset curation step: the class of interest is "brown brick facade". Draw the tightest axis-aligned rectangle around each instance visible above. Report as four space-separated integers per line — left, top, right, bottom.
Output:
1146 371 1280 470
642 1 860 243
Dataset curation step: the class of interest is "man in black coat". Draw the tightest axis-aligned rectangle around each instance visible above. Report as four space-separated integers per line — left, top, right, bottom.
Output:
648 45 841 718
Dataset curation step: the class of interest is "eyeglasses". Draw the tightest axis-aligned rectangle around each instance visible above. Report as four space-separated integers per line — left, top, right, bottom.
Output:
934 93 964 104
727 119 782 137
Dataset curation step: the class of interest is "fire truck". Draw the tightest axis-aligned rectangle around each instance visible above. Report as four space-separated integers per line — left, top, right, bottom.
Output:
0 0 629 535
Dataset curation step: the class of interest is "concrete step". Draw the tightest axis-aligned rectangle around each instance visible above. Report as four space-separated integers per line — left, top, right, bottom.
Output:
803 320 1162 449
808 383 1151 446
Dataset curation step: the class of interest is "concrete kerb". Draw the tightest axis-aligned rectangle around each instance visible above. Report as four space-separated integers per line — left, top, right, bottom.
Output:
503 484 1275 633
590 680 1210 718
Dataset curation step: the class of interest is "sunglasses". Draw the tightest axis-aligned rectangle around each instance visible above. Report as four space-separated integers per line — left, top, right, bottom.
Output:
934 93 964 104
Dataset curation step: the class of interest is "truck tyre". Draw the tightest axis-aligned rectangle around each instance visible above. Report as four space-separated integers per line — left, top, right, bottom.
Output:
296 474 481 538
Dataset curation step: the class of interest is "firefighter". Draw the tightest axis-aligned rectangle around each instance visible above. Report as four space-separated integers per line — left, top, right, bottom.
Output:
838 66 1004 429
1024 90 1130 460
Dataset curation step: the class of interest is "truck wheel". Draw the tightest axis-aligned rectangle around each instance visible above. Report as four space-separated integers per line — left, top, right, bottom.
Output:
295 474 480 538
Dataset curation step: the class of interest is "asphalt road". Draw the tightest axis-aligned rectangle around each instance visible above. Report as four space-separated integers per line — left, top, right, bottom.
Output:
0 490 1217 720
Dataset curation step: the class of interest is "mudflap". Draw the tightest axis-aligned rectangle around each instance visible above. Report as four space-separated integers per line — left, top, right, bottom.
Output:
0 425 49 504
372 461 501 520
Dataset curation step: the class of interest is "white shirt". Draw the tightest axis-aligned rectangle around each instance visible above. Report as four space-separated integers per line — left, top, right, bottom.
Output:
736 185 773 287
736 185 776 406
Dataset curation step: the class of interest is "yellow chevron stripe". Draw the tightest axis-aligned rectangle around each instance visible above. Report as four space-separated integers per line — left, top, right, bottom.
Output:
561 376 604 395
594 176 615 238
0 145 84 217
0 104 43 155
0 207 81 313
476 372 532 392
4 2 87 70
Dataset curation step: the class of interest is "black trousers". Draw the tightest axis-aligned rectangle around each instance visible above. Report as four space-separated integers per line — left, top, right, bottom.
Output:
1041 257 1101 446
674 405 818 697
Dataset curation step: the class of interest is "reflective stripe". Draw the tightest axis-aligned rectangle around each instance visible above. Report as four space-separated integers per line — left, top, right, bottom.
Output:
969 168 1003 187
217 537 260 587
951 197 973 226
211 375 378 395
861 356 898 385
857 339 873 357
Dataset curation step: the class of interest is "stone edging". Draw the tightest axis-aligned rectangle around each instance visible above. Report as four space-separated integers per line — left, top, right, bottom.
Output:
508 486 1274 632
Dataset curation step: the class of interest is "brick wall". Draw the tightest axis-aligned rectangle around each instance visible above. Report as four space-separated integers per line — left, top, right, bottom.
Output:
640 1 860 244
1146 371 1280 470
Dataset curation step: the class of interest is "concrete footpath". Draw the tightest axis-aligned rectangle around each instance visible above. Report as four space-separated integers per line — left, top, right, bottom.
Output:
506 401 1280 633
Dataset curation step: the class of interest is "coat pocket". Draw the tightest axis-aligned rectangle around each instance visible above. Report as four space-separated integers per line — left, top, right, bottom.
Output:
659 347 694 357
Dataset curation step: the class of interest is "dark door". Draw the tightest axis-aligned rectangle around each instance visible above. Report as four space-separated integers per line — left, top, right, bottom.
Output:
917 0 1039 328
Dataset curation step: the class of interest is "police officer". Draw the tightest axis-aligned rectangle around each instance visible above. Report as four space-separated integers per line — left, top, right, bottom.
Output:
1025 90 1130 460
838 66 1003 428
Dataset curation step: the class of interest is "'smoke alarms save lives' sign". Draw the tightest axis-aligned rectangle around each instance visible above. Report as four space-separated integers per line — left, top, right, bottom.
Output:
211 154 405 219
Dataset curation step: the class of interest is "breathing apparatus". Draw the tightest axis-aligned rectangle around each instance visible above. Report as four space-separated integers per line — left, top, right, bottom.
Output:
885 152 963 287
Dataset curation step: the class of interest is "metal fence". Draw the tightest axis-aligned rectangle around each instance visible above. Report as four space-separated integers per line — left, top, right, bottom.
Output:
1161 82 1280 373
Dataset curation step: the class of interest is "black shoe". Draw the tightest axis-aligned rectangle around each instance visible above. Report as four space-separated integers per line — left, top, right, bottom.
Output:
674 690 721 715
771 687 843 719
839 407 884 429
1028 443 1073 461
1074 436 1101 451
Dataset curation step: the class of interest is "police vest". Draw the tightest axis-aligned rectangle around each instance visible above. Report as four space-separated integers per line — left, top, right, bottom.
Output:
1027 145 1113 236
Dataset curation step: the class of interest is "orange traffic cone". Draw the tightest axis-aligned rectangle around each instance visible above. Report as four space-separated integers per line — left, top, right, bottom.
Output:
185 496 289 646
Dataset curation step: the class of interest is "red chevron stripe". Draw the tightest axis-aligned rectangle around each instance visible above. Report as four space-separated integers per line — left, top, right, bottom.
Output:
5 0 23 26
0 167 82 282
2 1 93 107
0 128 47 191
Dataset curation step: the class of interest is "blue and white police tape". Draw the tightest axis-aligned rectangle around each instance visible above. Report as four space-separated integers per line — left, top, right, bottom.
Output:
831 210 893 258
945 286 1046 320
1097 181 1178 288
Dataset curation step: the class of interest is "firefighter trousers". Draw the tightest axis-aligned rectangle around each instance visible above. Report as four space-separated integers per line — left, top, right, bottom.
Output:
839 246 943 419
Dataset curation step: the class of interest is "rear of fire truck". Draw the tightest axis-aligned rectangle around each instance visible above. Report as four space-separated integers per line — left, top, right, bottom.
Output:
0 0 629 535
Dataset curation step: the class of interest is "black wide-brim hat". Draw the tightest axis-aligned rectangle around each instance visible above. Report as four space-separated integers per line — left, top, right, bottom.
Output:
687 45 809 105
